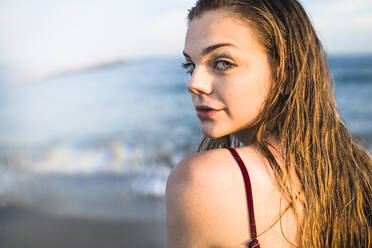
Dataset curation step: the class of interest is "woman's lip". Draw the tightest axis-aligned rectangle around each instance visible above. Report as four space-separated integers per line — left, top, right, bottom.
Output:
197 109 221 118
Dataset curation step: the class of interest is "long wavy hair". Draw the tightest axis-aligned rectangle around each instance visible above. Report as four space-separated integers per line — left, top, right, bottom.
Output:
186 0 372 247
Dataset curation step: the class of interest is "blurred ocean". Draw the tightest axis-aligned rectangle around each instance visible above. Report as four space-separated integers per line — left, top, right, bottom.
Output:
0 55 371 221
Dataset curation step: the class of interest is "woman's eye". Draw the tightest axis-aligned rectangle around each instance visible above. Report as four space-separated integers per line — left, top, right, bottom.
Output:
215 60 234 71
181 59 234 75
181 62 195 75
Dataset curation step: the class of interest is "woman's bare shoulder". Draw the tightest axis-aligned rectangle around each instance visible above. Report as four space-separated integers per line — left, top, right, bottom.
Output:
168 146 265 179
168 148 235 181
166 146 298 247
166 148 245 216
166 148 259 247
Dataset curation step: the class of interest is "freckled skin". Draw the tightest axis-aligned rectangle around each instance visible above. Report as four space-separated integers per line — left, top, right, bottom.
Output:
183 10 272 141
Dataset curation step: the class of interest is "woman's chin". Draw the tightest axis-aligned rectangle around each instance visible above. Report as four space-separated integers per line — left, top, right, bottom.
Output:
200 125 229 139
203 133 222 139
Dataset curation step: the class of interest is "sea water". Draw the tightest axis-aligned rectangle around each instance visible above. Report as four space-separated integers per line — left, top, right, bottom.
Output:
0 55 371 220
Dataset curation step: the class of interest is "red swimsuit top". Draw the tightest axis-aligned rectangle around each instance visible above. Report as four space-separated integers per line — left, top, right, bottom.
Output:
227 148 261 248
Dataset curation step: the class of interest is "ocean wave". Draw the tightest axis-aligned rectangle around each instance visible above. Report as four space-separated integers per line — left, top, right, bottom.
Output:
0 139 185 206
0 141 182 174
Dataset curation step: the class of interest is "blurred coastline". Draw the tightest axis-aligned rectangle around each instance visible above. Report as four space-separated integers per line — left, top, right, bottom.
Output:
0 54 371 247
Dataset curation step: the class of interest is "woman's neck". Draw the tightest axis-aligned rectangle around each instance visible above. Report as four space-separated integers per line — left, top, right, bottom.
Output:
233 126 258 146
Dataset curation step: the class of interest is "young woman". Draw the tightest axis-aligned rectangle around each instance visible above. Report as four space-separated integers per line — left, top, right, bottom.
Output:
166 0 372 247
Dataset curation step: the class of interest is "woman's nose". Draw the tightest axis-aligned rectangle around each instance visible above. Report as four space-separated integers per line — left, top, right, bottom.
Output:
186 67 213 95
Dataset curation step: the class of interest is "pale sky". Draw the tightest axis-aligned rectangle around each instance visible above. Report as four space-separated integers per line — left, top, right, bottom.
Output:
0 0 371 82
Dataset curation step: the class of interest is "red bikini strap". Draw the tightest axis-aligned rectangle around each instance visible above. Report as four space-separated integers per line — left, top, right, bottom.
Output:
227 148 258 240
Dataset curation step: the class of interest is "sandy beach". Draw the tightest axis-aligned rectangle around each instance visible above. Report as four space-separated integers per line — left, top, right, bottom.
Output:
0 204 167 248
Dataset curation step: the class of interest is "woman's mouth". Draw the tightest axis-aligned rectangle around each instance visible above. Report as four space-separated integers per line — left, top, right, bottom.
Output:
196 106 221 118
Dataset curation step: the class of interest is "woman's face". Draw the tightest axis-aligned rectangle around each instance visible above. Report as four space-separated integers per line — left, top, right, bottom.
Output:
183 9 272 141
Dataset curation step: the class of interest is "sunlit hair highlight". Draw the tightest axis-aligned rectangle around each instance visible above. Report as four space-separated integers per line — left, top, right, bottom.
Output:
187 0 372 247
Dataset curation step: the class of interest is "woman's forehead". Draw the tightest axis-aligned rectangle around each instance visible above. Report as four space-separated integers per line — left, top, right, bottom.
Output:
184 10 261 58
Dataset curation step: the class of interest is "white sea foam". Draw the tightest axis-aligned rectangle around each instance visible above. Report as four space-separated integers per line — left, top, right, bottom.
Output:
0 140 175 204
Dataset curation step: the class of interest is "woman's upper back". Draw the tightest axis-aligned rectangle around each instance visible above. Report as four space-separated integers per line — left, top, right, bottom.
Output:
166 145 298 248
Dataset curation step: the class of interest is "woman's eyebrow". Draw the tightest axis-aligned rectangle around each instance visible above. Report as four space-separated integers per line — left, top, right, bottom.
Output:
183 42 237 59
